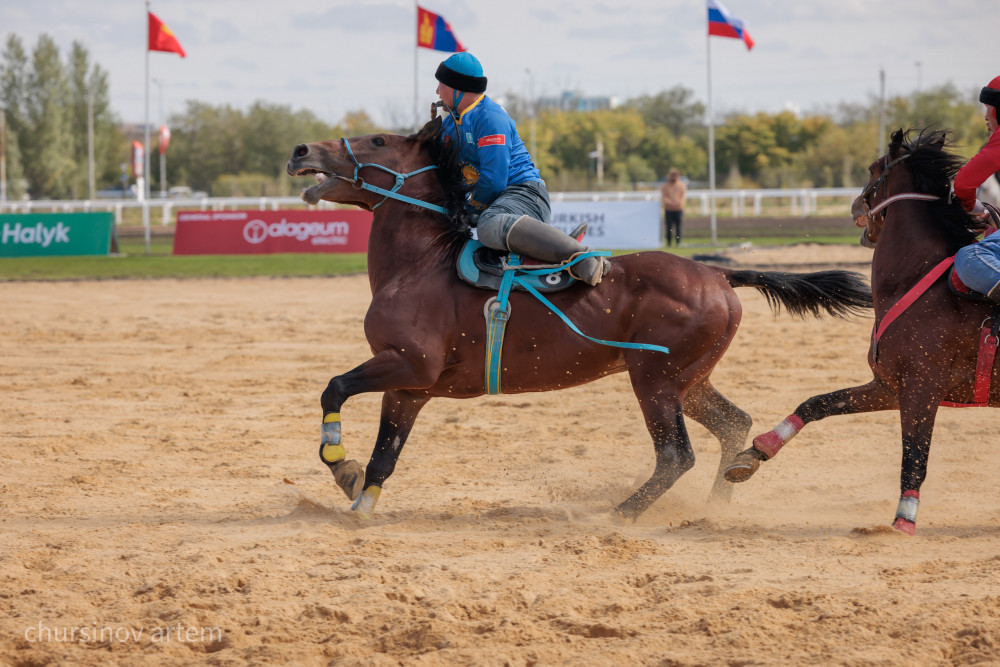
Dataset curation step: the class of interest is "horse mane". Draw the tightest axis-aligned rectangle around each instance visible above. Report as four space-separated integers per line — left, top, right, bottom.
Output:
892 127 979 250
402 125 473 251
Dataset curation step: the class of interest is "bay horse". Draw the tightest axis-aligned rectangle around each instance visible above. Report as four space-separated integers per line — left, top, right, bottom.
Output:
725 128 999 534
286 117 872 520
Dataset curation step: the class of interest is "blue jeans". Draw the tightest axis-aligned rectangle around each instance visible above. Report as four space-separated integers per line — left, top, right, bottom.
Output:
955 232 1000 295
476 181 551 251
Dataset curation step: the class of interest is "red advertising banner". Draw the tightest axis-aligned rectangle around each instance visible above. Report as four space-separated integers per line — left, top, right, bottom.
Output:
173 210 372 255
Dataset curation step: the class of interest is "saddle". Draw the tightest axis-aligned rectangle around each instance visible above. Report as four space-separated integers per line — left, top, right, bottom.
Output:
456 224 588 293
948 268 993 303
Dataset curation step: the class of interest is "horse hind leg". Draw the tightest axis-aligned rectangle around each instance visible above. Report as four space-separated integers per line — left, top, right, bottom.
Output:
616 363 695 520
683 378 752 503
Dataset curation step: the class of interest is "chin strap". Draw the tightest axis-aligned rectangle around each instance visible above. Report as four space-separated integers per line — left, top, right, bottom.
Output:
451 90 464 117
340 137 448 214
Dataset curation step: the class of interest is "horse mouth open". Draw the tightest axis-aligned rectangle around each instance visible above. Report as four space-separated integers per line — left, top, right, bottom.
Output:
285 160 350 205
287 164 346 205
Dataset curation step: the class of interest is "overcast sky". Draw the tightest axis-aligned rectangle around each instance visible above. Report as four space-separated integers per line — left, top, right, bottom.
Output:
3 0 997 130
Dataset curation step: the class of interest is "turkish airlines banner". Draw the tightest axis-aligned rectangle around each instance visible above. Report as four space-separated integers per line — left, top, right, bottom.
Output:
173 210 372 255
549 200 660 249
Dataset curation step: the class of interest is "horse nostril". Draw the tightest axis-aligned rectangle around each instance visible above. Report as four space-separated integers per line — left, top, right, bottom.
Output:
294 144 309 158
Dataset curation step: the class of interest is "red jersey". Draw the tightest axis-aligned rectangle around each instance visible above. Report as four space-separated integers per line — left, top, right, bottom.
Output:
954 126 1000 211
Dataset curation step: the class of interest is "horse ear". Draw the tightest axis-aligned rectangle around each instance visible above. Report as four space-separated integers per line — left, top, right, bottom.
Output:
889 129 904 155
417 117 443 144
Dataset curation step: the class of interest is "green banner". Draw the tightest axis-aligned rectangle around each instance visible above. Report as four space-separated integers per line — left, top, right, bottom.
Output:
0 212 116 257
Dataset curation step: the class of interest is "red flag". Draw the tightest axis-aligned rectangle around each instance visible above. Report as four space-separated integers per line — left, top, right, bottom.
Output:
417 6 465 52
148 11 186 57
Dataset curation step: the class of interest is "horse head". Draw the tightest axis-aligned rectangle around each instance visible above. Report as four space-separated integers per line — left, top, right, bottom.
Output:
852 127 978 252
852 129 911 247
286 118 448 211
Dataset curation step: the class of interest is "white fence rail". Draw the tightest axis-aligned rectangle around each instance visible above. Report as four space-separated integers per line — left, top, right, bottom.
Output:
0 187 860 225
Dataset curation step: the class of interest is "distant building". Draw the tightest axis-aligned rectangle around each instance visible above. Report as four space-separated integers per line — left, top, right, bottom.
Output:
536 91 620 113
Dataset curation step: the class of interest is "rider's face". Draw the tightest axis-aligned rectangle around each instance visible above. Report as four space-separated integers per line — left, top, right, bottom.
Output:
436 82 453 104
988 106 999 135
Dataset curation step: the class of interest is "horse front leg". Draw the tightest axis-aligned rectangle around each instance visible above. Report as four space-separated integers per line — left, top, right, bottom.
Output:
683 378 752 503
891 380 944 535
320 349 441 502
350 390 429 519
724 379 898 483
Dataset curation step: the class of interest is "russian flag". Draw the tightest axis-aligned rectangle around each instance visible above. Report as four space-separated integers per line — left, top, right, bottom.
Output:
708 0 754 51
417 6 465 53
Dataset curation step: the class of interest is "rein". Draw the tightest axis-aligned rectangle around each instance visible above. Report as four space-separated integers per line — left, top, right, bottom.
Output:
339 138 448 215
866 192 939 217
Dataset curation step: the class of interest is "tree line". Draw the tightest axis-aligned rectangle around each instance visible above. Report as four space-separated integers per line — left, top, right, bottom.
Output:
0 32 989 200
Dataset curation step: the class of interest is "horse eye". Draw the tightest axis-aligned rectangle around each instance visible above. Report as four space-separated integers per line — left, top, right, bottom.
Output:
373 136 385 147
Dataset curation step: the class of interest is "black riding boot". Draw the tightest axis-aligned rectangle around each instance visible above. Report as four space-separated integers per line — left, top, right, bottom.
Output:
505 215 609 286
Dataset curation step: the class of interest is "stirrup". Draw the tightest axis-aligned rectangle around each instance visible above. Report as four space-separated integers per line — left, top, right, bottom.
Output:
566 254 610 286
988 280 1000 305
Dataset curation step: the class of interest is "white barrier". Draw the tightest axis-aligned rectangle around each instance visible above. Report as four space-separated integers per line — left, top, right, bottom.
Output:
0 187 860 224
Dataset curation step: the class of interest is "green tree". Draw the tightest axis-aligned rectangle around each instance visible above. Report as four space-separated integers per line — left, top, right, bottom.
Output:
628 86 706 137
167 101 246 194
0 35 28 199
22 35 75 199
66 41 120 198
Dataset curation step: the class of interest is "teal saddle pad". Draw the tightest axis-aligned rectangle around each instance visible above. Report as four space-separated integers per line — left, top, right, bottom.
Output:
456 238 577 293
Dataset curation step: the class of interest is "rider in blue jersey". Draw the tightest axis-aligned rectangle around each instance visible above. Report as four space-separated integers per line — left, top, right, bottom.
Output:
434 52 608 286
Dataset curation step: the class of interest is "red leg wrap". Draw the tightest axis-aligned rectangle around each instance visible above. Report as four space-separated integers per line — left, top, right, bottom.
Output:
752 414 805 459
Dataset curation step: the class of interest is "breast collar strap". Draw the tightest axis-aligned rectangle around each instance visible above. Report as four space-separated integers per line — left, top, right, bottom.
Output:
340 138 448 214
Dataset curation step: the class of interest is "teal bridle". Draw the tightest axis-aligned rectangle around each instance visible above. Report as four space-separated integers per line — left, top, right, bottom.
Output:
340 137 448 215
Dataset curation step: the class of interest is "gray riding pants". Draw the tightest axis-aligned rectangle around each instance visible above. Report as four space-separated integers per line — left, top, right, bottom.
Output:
476 180 551 251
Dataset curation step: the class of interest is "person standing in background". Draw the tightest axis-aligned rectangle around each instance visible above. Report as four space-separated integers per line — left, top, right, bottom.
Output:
661 168 687 247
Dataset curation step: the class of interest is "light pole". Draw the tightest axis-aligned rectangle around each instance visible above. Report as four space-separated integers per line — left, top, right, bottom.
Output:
525 68 537 160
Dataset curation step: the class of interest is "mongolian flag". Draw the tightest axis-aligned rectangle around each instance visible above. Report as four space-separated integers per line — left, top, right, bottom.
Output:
148 11 186 57
707 0 754 51
417 6 465 53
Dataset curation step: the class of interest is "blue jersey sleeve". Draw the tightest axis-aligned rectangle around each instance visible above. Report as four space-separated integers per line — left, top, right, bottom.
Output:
467 107 513 209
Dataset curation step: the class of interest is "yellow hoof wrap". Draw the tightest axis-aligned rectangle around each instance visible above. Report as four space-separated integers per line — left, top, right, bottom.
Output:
320 413 344 463
351 485 381 519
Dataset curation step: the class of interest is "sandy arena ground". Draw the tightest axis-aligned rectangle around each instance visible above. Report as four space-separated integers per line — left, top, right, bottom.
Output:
2 244 999 666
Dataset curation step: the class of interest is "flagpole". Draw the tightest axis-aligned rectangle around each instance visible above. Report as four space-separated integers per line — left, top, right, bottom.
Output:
142 0 151 254
706 33 717 245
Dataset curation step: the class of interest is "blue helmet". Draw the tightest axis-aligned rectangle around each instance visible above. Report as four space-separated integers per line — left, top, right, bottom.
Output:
435 52 487 93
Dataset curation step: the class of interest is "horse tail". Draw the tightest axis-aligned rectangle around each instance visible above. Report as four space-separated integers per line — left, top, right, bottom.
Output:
720 268 873 318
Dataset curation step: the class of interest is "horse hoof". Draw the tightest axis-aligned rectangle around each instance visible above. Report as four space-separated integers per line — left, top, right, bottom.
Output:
612 505 639 524
351 485 381 519
723 450 760 483
892 517 916 536
330 459 365 500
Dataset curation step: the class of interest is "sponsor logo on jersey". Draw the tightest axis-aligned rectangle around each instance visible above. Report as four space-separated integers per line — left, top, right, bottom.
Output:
478 134 506 147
